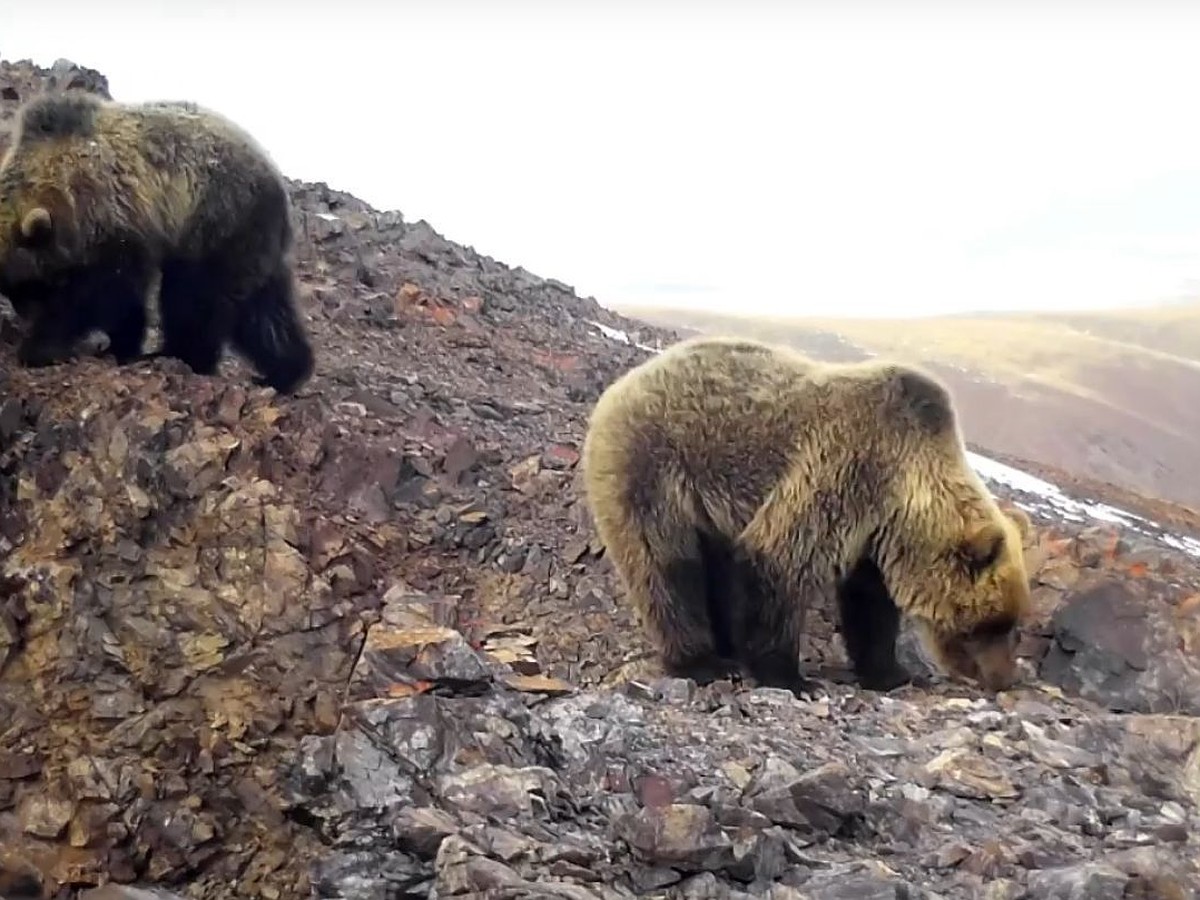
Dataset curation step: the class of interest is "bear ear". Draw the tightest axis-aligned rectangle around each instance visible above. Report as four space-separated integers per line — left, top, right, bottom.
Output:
18 207 53 246
958 520 1006 574
1002 506 1032 542
893 370 955 434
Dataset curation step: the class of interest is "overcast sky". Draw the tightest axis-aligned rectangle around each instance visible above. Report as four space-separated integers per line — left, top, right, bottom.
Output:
5 0 1200 319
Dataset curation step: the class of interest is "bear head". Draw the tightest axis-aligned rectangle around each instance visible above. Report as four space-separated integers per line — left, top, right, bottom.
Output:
0 188 80 300
891 506 1032 692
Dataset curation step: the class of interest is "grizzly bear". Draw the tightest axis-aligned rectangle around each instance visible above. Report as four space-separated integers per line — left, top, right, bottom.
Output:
581 335 1032 693
0 90 314 393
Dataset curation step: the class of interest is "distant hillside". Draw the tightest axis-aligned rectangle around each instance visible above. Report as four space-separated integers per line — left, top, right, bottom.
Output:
619 302 1200 510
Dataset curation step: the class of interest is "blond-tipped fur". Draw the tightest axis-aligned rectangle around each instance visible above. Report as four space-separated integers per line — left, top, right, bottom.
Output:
581 335 1032 692
0 90 313 393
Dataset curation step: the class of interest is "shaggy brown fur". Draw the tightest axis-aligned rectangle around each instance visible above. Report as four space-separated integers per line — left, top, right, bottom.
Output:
0 90 314 393
581 335 1032 693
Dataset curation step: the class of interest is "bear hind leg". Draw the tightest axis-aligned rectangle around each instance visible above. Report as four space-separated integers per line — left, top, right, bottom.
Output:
836 556 912 691
731 549 825 695
230 266 315 394
612 515 738 685
660 527 743 683
657 543 741 684
695 528 740 663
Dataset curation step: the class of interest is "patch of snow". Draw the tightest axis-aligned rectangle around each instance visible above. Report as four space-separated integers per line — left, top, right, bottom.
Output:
587 320 630 345
968 451 1200 559
1162 533 1200 556
316 213 340 222
587 320 663 354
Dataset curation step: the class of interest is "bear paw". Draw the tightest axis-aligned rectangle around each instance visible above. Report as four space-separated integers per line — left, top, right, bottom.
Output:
664 653 743 686
855 664 914 692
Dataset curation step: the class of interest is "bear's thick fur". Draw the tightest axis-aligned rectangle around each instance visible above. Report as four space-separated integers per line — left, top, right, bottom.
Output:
0 91 314 393
581 335 1032 693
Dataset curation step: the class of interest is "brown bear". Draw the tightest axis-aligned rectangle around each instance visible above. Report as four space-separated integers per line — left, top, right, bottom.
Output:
581 335 1032 693
0 90 314 394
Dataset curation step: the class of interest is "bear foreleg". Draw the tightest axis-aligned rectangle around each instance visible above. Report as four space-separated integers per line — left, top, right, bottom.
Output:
17 305 78 368
95 276 150 365
14 255 155 369
835 557 912 691
157 258 233 376
3 282 67 367
730 547 827 695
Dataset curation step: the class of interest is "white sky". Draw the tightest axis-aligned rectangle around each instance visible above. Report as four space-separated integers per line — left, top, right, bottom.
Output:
6 0 1200 319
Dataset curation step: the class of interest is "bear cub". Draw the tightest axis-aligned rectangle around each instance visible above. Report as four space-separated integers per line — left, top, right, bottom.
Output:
0 90 314 393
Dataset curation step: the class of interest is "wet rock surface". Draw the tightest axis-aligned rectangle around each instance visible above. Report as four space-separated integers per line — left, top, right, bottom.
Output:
0 57 1199 898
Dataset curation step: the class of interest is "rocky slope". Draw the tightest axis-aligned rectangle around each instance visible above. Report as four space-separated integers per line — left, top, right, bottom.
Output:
0 57 1199 900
